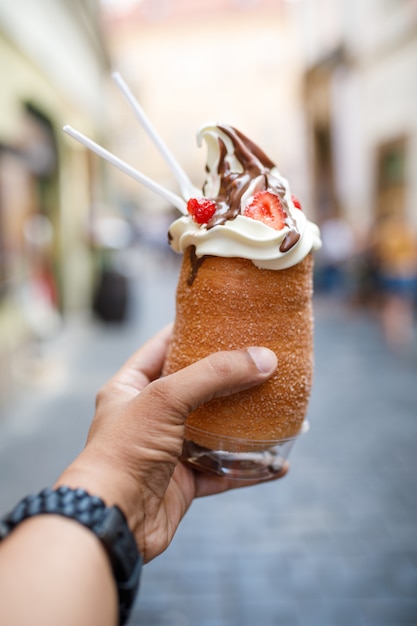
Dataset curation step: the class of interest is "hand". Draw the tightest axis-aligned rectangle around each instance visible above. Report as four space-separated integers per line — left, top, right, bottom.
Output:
56 324 287 562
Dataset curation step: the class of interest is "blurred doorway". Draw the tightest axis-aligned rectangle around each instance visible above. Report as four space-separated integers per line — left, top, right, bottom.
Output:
0 103 61 403
375 136 407 220
313 122 337 220
304 54 342 223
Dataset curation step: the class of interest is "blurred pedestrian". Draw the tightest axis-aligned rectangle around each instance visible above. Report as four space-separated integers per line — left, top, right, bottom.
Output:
0 325 286 626
371 213 417 351
315 215 355 295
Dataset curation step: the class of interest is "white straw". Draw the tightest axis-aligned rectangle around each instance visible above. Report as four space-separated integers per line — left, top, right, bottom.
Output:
112 72 200 200
63 125 187 214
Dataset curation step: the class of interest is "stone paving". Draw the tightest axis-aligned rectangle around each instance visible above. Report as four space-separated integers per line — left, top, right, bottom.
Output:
0 260 416 626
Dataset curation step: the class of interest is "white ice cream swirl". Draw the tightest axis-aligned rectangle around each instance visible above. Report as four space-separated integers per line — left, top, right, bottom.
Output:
168 124 321 270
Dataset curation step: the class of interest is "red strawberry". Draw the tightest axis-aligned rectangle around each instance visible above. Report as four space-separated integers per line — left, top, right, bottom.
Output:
187 197 216 224
291 195 302 210
244 191 286 230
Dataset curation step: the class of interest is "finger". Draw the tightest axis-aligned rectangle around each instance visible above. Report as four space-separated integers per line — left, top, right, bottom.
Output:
141 346 278 421
109 323 174 395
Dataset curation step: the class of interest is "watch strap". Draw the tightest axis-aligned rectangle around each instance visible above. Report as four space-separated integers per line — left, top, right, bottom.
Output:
0 486 142 625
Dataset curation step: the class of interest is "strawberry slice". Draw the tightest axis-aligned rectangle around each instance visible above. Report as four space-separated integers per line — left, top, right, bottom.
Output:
187 197 216 224
244 191 286 230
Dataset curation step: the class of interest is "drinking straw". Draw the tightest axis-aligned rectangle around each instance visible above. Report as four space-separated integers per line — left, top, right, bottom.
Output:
112 72 200 200
63 125 187 214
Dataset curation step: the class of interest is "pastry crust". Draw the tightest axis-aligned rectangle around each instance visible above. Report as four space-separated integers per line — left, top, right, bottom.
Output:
163 247 314 449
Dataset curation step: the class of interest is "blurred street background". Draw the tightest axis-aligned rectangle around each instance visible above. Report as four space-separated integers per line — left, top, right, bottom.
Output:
1 1 417 625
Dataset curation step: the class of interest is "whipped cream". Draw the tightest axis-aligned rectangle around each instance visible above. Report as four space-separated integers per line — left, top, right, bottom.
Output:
168 124 321 270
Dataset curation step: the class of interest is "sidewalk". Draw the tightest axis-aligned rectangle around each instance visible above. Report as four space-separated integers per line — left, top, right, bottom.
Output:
0 267 416 626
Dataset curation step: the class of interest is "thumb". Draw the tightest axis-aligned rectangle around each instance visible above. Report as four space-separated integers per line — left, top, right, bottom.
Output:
139 347 278 422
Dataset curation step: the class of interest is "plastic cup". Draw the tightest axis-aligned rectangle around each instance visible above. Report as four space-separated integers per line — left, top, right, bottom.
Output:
181 421 309 480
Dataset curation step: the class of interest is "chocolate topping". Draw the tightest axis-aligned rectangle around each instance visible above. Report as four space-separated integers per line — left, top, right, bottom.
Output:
280 229 300 252
187 246 208 286
202 125 300 251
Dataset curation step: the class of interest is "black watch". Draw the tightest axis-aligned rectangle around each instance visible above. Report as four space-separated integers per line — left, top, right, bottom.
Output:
0 486 142 625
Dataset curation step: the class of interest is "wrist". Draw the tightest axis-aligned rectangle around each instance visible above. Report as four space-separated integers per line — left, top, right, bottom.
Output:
55 452 145 545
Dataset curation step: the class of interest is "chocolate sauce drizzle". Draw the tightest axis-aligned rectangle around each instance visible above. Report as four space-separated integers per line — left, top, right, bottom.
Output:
204 125 300 252
187 246 208 286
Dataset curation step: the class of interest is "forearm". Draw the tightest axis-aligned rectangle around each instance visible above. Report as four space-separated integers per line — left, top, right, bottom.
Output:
0 515 117 626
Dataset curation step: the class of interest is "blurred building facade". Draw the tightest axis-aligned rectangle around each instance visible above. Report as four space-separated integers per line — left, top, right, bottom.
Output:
0 0 110 405
298 0 417 235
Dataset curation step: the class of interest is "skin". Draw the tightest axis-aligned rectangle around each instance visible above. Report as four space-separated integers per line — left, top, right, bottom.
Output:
0 324 287 626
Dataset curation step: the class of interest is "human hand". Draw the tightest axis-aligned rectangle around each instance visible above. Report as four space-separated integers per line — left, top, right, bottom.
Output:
56 324 287 562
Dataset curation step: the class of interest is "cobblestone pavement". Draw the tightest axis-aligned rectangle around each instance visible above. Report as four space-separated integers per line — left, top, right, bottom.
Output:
1 260 416 626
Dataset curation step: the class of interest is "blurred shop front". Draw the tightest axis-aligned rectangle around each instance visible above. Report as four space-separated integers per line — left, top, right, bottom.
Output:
0 1 110 406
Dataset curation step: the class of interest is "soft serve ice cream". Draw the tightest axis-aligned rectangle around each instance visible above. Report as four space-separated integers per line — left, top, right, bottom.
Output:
168 124 321 270
163 124 322 478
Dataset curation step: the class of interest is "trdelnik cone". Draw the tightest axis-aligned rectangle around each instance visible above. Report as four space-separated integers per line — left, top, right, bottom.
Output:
164 124 322 478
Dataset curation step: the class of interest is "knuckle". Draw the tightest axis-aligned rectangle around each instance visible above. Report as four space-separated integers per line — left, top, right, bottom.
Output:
95 384 109 408
144 377 169 406
145 375 193 417
208 351 235 381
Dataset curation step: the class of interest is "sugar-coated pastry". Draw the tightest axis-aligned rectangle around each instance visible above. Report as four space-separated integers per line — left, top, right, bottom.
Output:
164 124 321 453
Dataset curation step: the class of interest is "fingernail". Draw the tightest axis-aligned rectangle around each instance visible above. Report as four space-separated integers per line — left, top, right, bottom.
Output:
247 347 277 374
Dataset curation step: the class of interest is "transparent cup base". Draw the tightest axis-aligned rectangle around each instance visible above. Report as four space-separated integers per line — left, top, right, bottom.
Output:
181 421 309 480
